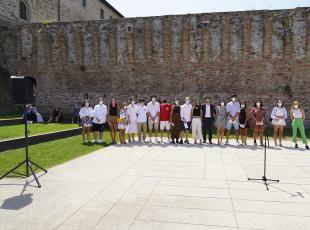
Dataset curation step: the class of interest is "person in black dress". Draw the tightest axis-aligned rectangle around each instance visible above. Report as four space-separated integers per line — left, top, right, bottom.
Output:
239 101 249 145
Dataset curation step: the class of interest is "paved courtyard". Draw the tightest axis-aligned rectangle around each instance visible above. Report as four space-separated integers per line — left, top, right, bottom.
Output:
1 139 310 230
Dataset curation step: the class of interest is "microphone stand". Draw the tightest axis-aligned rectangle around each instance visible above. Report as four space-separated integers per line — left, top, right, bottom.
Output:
248 115 279 190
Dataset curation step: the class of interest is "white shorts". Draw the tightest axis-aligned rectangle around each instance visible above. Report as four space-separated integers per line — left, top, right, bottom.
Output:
160 121 170 131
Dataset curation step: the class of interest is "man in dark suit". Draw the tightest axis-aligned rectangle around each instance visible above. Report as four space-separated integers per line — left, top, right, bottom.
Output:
201 97 216 144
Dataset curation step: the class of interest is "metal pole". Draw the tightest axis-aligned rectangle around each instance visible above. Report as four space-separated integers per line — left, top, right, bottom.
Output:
24 105 29 177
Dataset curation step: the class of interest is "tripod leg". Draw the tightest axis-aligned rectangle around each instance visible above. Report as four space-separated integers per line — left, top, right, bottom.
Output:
0 160 26 180
27 161 41 188
29 160 48 173
265 181 269 190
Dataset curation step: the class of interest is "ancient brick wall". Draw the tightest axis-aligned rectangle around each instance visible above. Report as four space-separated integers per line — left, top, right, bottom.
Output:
1 8 310 124
0 0 122 25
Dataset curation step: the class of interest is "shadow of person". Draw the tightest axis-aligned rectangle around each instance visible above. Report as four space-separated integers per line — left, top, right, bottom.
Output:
1 193 33 210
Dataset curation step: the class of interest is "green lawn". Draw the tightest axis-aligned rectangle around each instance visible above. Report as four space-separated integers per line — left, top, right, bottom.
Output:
0 132 115 176
0 123 79 140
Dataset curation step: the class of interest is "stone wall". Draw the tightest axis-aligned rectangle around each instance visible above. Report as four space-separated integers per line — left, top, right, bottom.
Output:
1 8 310 124
0 0 122 25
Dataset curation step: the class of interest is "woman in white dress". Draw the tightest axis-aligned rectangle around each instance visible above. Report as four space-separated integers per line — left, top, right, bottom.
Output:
79 100 94 144
118 102 128 144
271 100 287 147
126 98 138 142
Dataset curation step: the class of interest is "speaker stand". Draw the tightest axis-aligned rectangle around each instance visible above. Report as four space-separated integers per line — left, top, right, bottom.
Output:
0 105 47 188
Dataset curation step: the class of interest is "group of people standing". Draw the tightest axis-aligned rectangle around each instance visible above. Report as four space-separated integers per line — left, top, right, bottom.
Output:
78 95 309 149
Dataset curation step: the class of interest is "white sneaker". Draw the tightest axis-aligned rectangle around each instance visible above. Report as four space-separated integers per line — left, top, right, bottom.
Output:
92 140 98 144
98 140 103 144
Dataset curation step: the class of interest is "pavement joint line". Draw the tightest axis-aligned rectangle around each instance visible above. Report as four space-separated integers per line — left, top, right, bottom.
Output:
277 153 310 196
146 169 204 173
220 151 241 230
92 147 164 230
127 174 310 184
128 177 162 230
134 218 239 229
52 149 152 230
204 149 207 180
155 183 229 190
155 185 310 201
143 203 310 218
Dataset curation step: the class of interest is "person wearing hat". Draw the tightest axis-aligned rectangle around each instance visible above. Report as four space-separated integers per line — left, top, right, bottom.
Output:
136 99 148 143
226 94 241 145
147 95 160 143
290 101 309 149
201 96 216 144
180 97 193 144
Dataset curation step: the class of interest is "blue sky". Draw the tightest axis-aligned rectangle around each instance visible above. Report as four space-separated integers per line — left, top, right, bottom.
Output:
108 0 310 17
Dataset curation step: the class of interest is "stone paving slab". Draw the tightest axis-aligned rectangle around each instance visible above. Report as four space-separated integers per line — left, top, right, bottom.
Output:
0 139 310 230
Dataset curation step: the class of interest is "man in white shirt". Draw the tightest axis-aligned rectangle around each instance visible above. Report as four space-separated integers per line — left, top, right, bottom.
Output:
147 95 160 143
180 97 193 144
226 94 241 145
136 99 148 143
92 97 108 144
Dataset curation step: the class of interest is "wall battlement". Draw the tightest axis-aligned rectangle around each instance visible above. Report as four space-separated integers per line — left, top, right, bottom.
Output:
1 8 310 121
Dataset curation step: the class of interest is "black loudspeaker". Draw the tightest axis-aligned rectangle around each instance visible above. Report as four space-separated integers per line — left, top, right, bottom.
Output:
11 76 36 104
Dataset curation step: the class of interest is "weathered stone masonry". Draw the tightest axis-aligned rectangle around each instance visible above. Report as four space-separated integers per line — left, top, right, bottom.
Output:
1 8 310 123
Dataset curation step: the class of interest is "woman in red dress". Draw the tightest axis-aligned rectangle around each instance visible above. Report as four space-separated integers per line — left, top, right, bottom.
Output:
251 99 266 146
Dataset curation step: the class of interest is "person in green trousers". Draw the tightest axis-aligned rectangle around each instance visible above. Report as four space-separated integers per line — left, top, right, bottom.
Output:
290 101 309 149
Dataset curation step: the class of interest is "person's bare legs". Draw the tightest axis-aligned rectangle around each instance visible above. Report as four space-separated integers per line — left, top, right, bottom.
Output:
155 129 158 140
131 133 135 142
259 128 264 145
119 129 125 144
253 129 258 145
244 128 248 144
55 115 61 122
93 131 99 142
160 130 164 140
180 131 184 141
226 129 231 144
185 130 189 141
99 132 103 142
143 127 146 141
148 121 153 141
86 127 91 142
220 128 224 143
82 127 87 143
111 123 117 143
279 126 284 146
273 126 278 145
235 130 239 142
108 122 113 141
